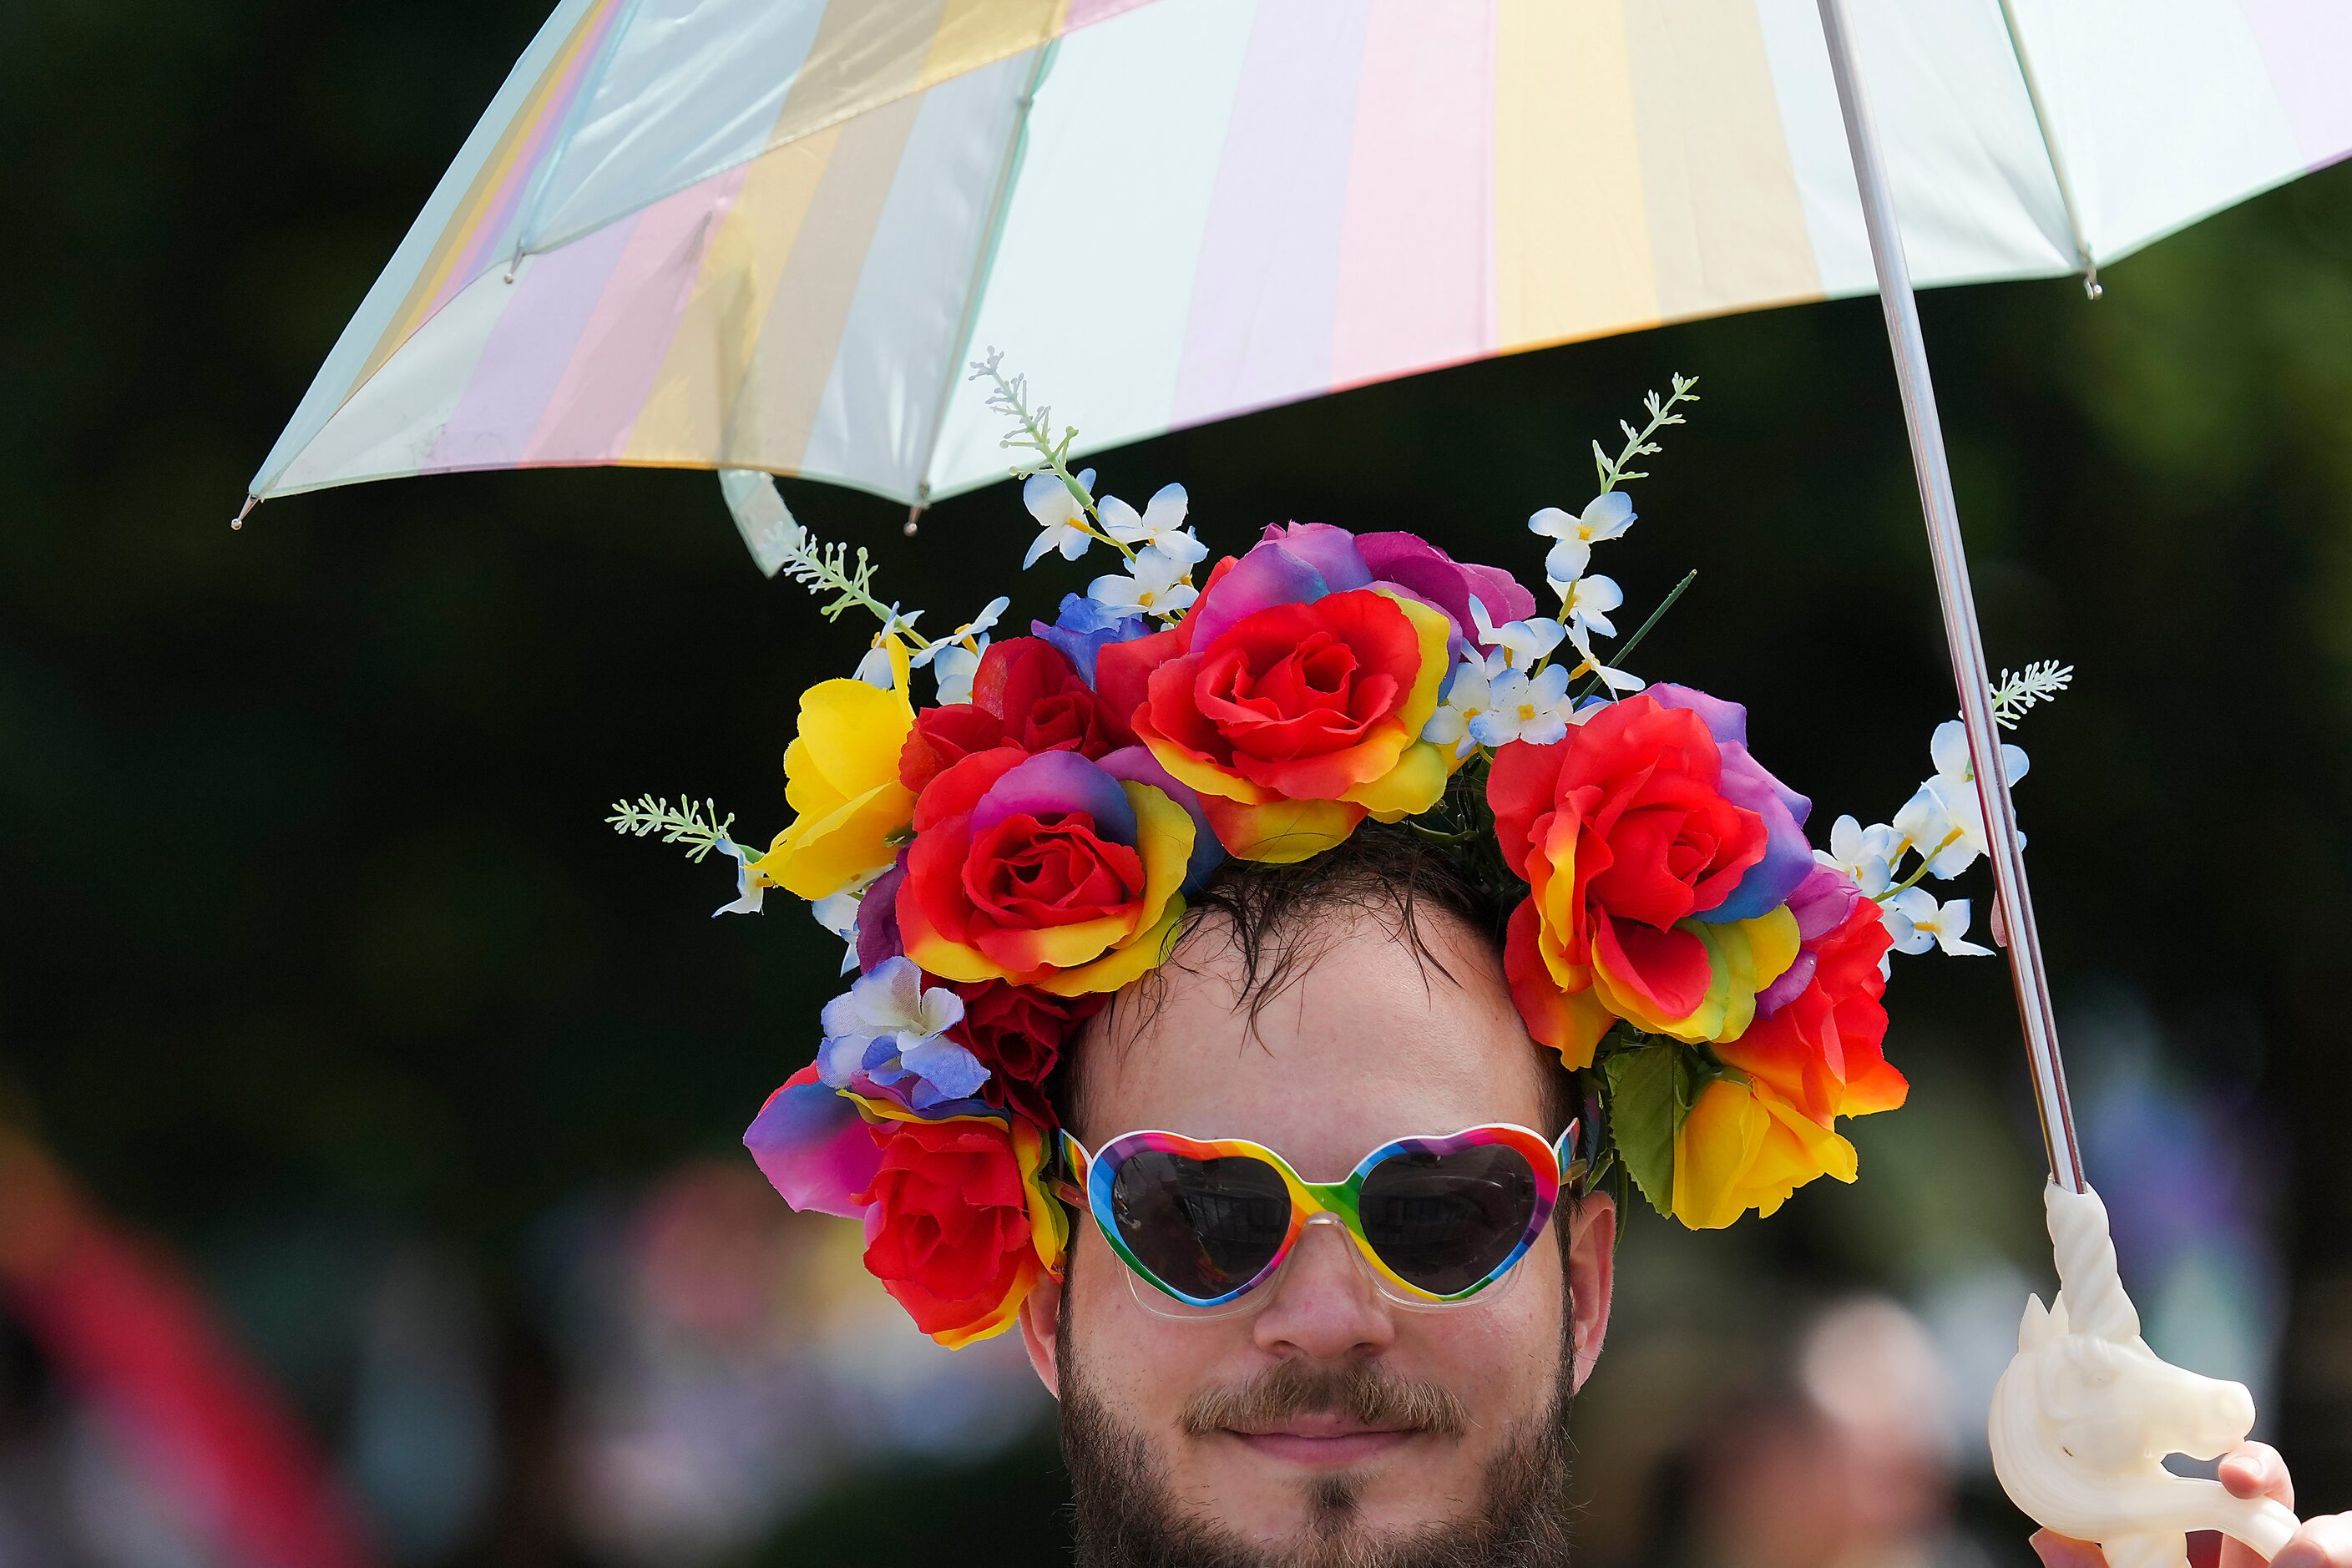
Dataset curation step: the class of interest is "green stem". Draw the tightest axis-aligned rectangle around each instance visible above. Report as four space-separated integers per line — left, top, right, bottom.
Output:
1874 829 1965 900
1571 569 1696 702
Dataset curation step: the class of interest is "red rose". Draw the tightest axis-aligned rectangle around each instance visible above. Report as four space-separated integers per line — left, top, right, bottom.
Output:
855 1115 1047 1346
948 979 1104 1127
1714 877 1908 1125
1489 694 1793 1065
900 640 1123 794
976 637 1126 755
900 704 1004 793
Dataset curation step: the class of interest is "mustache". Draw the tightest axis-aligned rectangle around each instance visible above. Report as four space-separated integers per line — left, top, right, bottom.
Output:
1181 1359 1470 1440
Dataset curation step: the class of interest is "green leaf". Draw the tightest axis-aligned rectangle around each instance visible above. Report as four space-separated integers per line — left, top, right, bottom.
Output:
1602 1042 1697 1220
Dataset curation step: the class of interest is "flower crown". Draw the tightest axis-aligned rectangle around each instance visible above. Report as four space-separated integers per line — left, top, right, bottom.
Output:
613 359 2070 1348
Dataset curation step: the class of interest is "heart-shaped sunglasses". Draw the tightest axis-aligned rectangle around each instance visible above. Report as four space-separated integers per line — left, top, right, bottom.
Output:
1057 1122 1586 1315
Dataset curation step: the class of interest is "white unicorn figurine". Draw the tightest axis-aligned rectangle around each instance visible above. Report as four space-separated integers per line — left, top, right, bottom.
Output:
1990 1182 2300 1567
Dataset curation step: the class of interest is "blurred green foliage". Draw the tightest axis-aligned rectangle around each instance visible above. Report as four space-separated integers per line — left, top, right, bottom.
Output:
4 1 2351 1560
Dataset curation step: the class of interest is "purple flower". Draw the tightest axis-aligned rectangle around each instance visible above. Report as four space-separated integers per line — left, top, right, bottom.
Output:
817 957 985 1110
1358 529 1536 651
855 857 908 972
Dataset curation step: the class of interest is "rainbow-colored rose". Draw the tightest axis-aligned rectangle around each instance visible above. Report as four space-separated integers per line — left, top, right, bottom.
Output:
1097 524 1510 862
1487 687 1813 1067
897 746 1206 995
741 1069 1063 1346
1715 865 1909 1126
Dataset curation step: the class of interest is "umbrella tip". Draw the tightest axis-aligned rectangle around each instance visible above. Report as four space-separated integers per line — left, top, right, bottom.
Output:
230 494 259 532
904 485 929 537
2081 271 2102 302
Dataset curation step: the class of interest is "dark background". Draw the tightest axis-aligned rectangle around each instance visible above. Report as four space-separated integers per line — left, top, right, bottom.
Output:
5 3 2351 1564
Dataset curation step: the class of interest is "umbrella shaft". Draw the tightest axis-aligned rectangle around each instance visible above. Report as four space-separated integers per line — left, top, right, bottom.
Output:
1814 0 2086 1193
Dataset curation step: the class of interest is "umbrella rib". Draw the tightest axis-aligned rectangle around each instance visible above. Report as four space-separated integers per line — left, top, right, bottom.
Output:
1993 0 2101 299
904 37 1060 526
506 0 649 281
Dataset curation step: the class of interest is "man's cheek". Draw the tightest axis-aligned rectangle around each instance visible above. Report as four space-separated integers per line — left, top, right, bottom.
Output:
1404 1277 1566 1420
1065 1230 1216 1434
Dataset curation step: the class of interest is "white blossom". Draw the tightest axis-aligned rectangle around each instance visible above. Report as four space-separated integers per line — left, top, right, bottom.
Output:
1469 664 1575 748
1894 720 2031 879
1559 574 1623 640
1023 468 1098 568
1566 620 1643 695
1528 492 1636 584
712 838 766 918
1469 597 1565 671
1882 888 1992 958
915 594 1009 704
1099 483 1206 567
1423 660 1495 760
1087 544 1199 620
929 642 982 705
852 609 921 687
810 874 877 975
1818 815 1898 898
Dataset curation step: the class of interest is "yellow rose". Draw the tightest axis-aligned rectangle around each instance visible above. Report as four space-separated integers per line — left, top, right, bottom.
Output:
1671 1074 1857 1231
764 648 915 900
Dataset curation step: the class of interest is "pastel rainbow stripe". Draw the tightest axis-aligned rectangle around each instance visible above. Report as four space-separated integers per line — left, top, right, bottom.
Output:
255 0 2352 512
1065 1121 1572 1308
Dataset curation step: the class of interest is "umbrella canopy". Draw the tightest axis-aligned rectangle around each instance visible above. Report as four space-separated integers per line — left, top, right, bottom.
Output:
250 0 2351 513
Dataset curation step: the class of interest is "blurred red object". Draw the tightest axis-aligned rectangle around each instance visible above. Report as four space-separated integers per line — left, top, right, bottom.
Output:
0 1130 380 1568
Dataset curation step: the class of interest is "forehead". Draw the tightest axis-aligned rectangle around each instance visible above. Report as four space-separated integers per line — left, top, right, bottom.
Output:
1076 907 1547 1176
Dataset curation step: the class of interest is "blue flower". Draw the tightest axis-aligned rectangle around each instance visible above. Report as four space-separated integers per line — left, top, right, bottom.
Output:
817 957 985 1110
1033 593 1147 686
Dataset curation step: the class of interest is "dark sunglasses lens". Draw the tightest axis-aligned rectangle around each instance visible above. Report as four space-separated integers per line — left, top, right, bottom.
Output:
1109 1150 1292 1301
1357 1144 1541 1297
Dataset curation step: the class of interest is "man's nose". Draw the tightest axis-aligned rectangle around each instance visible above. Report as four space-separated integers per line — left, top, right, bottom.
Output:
1251 1217 1397 1359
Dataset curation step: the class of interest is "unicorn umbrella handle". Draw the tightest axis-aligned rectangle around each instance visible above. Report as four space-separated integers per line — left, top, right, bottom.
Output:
1989 1184 2302 1566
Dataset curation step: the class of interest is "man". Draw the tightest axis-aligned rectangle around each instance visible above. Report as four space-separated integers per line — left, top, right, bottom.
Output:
1012 831 2348 1568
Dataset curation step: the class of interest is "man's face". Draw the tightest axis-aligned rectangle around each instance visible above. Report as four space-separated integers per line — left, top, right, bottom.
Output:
1018 908 1617 1565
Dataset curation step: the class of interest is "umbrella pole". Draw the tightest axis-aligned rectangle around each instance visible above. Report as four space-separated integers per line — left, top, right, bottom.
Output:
1813 0 2085 1194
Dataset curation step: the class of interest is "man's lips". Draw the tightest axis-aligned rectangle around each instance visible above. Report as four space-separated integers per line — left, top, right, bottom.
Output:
1225 1415 1419 1467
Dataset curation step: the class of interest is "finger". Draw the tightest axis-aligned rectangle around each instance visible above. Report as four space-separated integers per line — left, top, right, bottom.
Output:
2032 1530 2110 1568
2270 1514 2352 1568
2218 1442 2294 1510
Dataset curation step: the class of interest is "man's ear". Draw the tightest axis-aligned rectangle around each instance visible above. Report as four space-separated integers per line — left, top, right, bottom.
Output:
1019 1268 1064 1400
1565 1191 1616 1393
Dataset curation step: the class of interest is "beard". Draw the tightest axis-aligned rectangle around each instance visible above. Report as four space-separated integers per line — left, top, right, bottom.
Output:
1055 1287 1577 1567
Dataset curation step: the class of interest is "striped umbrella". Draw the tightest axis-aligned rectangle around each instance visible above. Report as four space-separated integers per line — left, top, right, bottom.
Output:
249 2 2350 1556
245 0 2349 518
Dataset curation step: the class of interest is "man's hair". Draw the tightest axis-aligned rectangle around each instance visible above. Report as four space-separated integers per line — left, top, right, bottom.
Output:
1051 822 1579 1141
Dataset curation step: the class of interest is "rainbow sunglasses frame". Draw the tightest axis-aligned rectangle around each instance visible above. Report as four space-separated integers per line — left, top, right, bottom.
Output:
1057 1121 1588 1310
